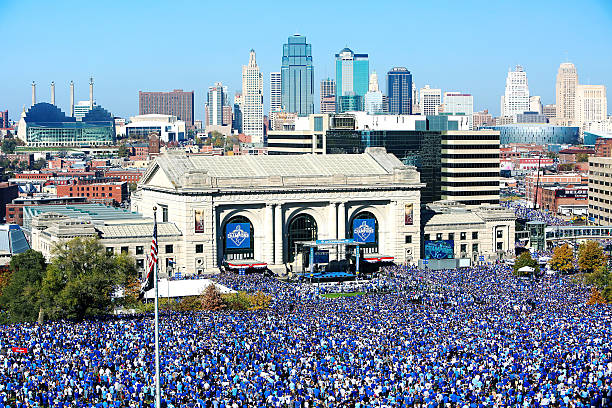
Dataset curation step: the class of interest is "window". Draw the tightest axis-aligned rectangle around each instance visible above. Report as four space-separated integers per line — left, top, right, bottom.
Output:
472 243 479 253
136 259 144 269
460 232 466 240
424 234 430 241
160 205 169 222
121 246 129 254
472 232 478 240
496 242 503 251
496 230 503 239
106 247 114 255
405 235 412 244
165 244 173 254
195 244 204 253
448 233 455 240
460 244 467 253
136 246 144 255
436 233 443 241
314 116 323 132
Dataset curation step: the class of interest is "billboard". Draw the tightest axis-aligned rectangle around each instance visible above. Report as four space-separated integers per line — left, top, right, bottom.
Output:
226 223 250 249
404 204 413 225
555 188 587 199
313 250 329 264
424 240 454 260
353 219 376 243
194 209 205 233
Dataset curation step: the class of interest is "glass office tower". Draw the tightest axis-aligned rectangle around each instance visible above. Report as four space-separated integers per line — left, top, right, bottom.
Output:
281 34 315 116
335 48 369 112
387 67 413 115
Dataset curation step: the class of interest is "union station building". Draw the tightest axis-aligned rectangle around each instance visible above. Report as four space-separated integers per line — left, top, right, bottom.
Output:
131 148 424 274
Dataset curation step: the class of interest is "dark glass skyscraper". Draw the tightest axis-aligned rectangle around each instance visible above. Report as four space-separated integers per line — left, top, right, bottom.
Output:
387 67 412 115
281 34 314 116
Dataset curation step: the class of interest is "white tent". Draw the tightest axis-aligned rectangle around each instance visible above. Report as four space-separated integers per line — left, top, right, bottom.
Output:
144 279 235 299
517 266 535 273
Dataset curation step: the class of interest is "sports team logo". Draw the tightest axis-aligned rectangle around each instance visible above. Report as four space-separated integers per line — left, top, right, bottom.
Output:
227 224 250 248
354 220 375 243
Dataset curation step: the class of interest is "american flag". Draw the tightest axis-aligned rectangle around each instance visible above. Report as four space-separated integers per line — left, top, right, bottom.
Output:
140 220 158 294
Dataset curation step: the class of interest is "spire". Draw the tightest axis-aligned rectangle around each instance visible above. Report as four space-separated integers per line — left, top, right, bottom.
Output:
248 49 257 67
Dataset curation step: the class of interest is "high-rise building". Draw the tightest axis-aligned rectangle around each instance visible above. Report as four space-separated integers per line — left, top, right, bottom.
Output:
529 96 543 114
139 89 194 128
233 92 243 134
387 67 412 115
241 49 264 144
501 65 530 117
412 83 420 115
281 34 314 116
335 48 369 113
555 62 578 126
420 85 442 116
320 78 336 114
270 72 282 115
543 104 557 121
364 72 383 115
575 85 607 125
74 100 96 120
443 92 474 129
205 82 229 127
1 110 8 128
473 110 493 129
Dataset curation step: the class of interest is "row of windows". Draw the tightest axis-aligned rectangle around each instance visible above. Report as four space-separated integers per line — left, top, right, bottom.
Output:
591 179 611 187
589 204 611 213
443 162 499 168
441 153 500 159
425 231 483 241
589 187 611 195
443 134 499 140
444 190 500 196
442 144 500 150
108 244 174 256
441 172 500 178
441 180 500 187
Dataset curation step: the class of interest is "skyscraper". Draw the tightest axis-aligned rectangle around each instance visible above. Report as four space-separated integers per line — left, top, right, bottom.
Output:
205 82 229 126
320 79 336 114
420 85 442 116
270 72 282 114
529 96 543 114
555 62 578 125
443 92 474 130
364 72 383 114
242 49 264 144
139 89 195 128
233 92 243 134
281 34 314 116
335 48 369 113
500 65 530 117
575 85 607 125
387 67 412 115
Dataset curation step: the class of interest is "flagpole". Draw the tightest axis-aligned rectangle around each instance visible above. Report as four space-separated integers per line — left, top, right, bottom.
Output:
153 206 161 408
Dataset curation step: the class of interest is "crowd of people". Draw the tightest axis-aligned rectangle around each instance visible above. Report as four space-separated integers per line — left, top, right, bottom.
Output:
0 264 611 407
501 201 569 226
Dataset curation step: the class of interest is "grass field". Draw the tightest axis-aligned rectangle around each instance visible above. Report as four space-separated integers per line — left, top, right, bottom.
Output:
321 292 366 299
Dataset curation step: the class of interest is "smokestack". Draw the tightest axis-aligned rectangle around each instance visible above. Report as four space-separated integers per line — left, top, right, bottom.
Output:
89 77 94 110
51 81 55 105
31 81 36 106
70 80 74 117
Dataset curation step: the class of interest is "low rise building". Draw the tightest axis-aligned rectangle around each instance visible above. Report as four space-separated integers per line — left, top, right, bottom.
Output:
588 156 612 225
125 114 185 143
55 181 128 204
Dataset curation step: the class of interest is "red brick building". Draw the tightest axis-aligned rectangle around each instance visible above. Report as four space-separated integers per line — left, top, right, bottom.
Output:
525 173 585 204
103 169 144 183
595 138 612 157
539 185 588 214
56 181 128 204
558 147 595 164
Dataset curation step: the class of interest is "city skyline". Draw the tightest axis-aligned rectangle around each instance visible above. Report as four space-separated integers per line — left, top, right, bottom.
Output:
1 0 611 121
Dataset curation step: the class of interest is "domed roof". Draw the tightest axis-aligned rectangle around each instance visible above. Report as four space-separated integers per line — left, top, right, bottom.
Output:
82 105 113 122
339 47 353 54
24 103 74 123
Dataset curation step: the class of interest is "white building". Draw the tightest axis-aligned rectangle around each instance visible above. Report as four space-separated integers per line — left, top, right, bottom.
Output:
131 148 424 274
443 92 473 129
412 82 420 115
364 71 383 115
74 100 95 121
125 114 186 143
555 62 578 126
270 72 282 114
420 85 442 116
241 49 264 145
205 82 228 127
575 84 607 126
501 65 530 117
529 96 543 114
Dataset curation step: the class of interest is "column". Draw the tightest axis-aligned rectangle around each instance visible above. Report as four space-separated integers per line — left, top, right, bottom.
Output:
338 202 346 259
328 202 338 260
264 204 274 265
274 204 283 265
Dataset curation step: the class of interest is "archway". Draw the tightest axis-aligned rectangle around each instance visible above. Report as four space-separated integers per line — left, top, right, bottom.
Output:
287 213 318 263
349 211 379 254
223 215 254 261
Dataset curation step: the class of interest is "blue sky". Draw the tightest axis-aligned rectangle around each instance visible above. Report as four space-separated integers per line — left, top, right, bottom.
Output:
1 0 611 121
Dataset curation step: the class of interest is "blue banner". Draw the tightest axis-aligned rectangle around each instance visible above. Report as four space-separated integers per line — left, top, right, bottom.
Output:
424 240 454 260
226 223 251 249
353 219 376 243
313 250 329 264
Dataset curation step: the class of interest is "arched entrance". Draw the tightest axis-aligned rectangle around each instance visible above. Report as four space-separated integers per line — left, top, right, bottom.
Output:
223 215 254 261
287 213 318 263
349 211 379 254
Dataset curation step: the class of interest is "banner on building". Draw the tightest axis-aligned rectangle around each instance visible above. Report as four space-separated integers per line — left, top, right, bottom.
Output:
424 240 454 260
313 250 329 264
226 223 250 249
353 219 376 243
404 204 413 225
194 209 205 233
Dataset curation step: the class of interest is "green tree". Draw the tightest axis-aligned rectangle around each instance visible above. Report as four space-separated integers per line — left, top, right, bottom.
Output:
117 144 129 158
41 238 137 321
576 153 589 162
578 240 605 273
31 158 47 170
0 250 47 323
513 251 539 276
1 137 17 154
549 244 574 273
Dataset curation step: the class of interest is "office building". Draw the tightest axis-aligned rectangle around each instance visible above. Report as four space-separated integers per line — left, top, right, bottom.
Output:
515 112 548 123
529 96 543 114
555 62 578 126
364 72 383 115
484 124 579 145
270 72 282 114
500 65 530 117
420 85 442 116
320 79 336 114
139 89 195 128
443 92 473 129
73 100 95 120
241 49 264 144
543 104 557 120
335 48 369 112
125 114 186 143
473 110 493 129
412 83 420 115
387 67 412 115
1 110 9 128
233 93 243 134
17 103 115 147
575 85 607 125
588 156 612 225
281 34 314 116
205 82 229 127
